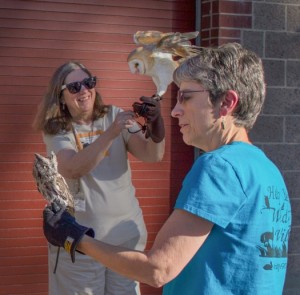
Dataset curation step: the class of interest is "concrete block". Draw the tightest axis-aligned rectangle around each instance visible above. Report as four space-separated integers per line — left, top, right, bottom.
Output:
284 247 300 293
254 3 285 30
283 172 300 199
271 0 300 4
287 5 300 32
263 144 300 170
266 32 300 59
285 116 300 143
287 228 299 259
287 61 300 87
242 31 264 57
290 199 300 227
250 115 284 142
263 59 285 86
263 88 300 115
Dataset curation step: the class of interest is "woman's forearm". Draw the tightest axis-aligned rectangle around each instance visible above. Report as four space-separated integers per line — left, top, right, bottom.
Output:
58 128 117 178
78 235 167 288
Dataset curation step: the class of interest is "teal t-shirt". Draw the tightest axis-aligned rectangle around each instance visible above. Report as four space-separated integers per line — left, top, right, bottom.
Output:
163 142 291 295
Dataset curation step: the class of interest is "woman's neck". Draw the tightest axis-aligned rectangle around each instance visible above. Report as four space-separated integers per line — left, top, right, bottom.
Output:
203 126 251 152
221 126 251 146
72 115 93 125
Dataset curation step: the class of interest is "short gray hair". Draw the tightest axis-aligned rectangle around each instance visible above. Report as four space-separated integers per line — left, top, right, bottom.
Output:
173 43 266 131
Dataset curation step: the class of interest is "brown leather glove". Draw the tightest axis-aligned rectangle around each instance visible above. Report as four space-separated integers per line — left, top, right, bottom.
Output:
138 96 165 143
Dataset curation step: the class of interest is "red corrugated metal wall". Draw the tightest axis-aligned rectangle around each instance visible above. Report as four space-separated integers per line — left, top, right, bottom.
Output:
0 1 195 294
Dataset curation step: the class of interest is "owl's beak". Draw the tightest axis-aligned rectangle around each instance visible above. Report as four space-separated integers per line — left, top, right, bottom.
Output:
134 63 140 74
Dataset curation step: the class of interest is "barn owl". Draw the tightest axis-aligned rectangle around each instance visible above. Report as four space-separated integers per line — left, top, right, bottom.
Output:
127 31 200 97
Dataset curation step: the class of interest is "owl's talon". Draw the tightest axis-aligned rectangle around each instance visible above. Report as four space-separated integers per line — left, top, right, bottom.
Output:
152 94 162 101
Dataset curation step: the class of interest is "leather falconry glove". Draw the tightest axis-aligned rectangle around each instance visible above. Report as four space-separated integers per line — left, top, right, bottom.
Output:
43 201 95 263
139 96 165 143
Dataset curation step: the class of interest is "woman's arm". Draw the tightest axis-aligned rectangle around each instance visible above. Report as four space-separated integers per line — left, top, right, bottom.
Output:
78 209 213 287
127 133 165 162
57 111 136 179
127 96 165 162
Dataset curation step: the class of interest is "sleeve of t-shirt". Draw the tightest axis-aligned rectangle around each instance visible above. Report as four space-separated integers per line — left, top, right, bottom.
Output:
43 132 75 155
174 152 247 229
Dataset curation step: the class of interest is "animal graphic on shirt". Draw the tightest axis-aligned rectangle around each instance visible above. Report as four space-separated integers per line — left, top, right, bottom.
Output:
127 30 200 97
32 151 75 215
256 192 291 271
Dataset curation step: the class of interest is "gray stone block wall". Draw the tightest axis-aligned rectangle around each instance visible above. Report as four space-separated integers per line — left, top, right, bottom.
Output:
242 0 300 293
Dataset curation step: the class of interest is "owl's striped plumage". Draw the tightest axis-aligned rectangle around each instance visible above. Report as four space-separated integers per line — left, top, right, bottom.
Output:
127 31 200 97
32 152 75 215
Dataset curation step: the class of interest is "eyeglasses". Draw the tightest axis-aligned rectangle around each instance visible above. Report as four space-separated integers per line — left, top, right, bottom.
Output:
177 90 207 104
61 76 97 94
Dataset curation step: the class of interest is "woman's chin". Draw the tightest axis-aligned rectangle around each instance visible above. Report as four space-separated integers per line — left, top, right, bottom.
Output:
182 135 192 146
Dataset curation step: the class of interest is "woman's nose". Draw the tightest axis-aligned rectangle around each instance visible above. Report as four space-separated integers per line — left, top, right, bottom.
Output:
171 101 182 118
80 84 88 92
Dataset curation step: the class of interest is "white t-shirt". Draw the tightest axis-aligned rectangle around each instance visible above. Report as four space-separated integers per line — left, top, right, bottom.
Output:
44 105 146 245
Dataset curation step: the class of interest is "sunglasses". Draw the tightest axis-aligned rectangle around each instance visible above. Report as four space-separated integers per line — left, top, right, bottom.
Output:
61 76 97 94
177 90 207 104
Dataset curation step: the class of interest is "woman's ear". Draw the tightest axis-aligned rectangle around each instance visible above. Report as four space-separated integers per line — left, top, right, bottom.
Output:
219 90 239 116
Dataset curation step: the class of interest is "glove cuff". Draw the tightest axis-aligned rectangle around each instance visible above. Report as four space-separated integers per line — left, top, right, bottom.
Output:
64 224 95 263
148 116 165 143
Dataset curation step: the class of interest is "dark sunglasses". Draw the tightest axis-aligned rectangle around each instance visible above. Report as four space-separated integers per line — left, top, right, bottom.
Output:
177 90 208 104
61 76 97 94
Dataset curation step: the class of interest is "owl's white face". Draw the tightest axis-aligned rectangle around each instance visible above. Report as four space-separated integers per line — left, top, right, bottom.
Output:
128 58 146 75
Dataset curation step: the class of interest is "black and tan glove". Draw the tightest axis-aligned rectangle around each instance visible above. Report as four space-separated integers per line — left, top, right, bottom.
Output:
43 202 94 263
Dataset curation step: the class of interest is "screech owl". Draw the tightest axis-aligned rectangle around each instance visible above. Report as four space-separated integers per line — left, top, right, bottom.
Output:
32 151 75 215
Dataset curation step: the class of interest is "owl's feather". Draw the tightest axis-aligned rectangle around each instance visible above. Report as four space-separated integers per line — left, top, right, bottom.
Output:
156 31 200 58
127 47 155 75
134 31 173 46
128 30 200 97
32 152 75 215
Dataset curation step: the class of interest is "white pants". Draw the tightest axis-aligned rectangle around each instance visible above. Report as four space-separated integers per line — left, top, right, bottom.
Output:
48 233 147 295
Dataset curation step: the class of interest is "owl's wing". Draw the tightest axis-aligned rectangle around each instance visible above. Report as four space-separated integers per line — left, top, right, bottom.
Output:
133 31 173 46
156 31 200 58
55 174 75 210
132 30 200 58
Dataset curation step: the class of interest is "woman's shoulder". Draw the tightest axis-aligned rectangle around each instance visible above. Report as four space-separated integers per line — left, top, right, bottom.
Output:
105 105 124 119
110 105 123 113
93 105 123 126
194 143 245 169
43 130 72 144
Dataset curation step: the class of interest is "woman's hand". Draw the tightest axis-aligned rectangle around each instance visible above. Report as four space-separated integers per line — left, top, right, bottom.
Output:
108 110 137 138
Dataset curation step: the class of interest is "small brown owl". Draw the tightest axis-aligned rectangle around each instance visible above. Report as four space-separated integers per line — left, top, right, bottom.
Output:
127 31 200 97
32 152 75 215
